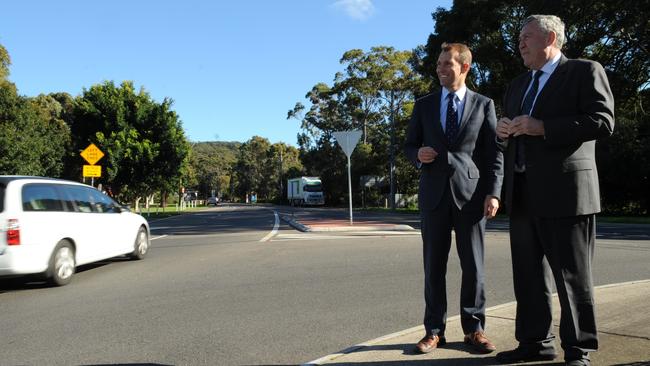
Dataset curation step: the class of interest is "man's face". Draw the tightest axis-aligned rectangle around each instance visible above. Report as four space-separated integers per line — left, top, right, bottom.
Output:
436 50 465 91
519 21 551 69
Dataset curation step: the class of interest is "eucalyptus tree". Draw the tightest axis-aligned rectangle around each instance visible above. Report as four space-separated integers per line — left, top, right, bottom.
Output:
336 46 430 208
266 142 303 202
288 83 352 205
191 141 240 199
289 47 430 207
0 44 10 81
234 136 271 201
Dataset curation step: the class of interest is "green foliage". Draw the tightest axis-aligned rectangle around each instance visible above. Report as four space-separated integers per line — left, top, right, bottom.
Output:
289 47 430 205
234 136 271 200
0 44 10 82
231 137 302 202
190 141 240 199
597 90 650 214
71 81 189 203
0 85 70 176
29 94 72 176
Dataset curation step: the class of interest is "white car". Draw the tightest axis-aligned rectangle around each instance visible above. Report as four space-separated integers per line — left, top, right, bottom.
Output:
0 176 150 286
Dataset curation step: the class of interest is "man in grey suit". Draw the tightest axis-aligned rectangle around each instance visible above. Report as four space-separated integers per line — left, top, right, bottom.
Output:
495 15 614 366
405 43 503 354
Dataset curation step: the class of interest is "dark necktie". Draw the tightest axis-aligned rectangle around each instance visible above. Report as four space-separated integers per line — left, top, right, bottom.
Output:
515 70 543 172
445 93 459 143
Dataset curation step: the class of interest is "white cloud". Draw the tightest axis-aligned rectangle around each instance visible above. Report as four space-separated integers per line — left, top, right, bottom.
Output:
333 0 375 21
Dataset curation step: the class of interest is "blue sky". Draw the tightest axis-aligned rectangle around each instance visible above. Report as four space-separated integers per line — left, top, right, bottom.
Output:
2 0 450 146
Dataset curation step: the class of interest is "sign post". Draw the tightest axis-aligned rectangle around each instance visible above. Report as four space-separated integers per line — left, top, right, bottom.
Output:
80 143 105 187
333 130 362 225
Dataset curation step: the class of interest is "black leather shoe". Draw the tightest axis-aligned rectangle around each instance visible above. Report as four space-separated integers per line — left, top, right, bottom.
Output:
496 347 557 363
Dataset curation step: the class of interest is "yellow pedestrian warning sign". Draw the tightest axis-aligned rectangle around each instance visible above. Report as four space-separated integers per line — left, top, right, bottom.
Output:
80 143 104 165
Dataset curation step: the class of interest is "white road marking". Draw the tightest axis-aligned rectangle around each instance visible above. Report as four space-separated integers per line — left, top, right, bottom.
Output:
150 235 168 241
260 210 280 242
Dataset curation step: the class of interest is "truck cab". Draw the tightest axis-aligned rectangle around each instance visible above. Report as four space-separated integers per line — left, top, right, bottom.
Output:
287 177 324 206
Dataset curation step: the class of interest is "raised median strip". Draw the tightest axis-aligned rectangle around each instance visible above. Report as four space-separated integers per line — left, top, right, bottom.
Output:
280 215 415 232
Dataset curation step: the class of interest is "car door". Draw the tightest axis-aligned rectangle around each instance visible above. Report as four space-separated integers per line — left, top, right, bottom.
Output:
86 188 133 257
19 183 70 267
60 185 112 264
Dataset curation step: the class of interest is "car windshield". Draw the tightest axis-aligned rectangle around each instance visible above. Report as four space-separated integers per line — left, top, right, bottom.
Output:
304 183 322 192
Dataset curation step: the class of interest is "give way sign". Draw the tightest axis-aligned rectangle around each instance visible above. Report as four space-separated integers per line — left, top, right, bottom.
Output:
332 130 362 157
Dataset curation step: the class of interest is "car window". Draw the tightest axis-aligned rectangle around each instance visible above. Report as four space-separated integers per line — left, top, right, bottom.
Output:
63 185 95 213
87 188 121 213
58 186 77 211
22 184 64 212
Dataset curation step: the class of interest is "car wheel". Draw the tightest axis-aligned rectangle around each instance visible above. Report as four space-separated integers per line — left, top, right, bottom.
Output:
130 227 149 260
48 241 76 286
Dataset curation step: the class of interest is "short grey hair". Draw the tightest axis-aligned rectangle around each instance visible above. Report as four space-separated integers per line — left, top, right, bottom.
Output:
523 14 566 49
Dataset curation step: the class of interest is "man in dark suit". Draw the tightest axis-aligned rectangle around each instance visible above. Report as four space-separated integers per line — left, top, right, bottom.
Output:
405 43 503 354
494 15 614 366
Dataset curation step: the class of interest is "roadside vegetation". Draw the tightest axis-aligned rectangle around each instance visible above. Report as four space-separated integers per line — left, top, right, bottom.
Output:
1 0 647 218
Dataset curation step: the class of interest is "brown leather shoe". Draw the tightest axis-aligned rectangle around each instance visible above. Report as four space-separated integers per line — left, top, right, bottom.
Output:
464 331 496 353
415 334 446 353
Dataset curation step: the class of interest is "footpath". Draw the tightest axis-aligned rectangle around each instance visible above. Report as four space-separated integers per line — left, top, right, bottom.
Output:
280 208 650 366
304 280 650 366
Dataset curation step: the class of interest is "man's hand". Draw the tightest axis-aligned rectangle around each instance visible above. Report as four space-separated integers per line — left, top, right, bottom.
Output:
483 196 499 219
496 117 512 140
510 115 545 137
418 146 438 164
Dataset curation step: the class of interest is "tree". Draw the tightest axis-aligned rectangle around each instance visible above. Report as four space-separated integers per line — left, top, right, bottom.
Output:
288 83 351 205
337 47 430 208
0 82 70 177
234 136 272 201
28 94 72 176
289 47 430 207
0 44 10 82
231 137 303 202
0 57 70 177
267 142 303 202
191 141 241 200
71 81 189 206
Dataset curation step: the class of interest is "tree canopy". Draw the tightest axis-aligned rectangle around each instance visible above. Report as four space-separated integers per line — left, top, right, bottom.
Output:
71 81 190 203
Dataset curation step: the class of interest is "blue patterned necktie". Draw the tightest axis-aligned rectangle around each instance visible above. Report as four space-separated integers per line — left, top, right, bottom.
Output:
515 70 543 172
445 93 459 143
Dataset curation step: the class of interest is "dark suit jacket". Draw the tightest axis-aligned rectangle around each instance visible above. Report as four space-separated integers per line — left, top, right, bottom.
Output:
405 89 503 212
498 56 615 217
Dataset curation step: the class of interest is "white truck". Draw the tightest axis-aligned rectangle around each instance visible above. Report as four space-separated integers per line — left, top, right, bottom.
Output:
287 176 325 206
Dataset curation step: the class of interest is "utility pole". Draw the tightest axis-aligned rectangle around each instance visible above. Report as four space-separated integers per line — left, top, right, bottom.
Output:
389 91 396 210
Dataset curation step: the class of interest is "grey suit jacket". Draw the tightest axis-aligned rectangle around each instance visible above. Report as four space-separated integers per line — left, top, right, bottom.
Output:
405 89 503 211
498 55 615 217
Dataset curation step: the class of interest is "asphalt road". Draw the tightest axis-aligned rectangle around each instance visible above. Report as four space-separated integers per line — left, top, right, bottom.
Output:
0 204 648 365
